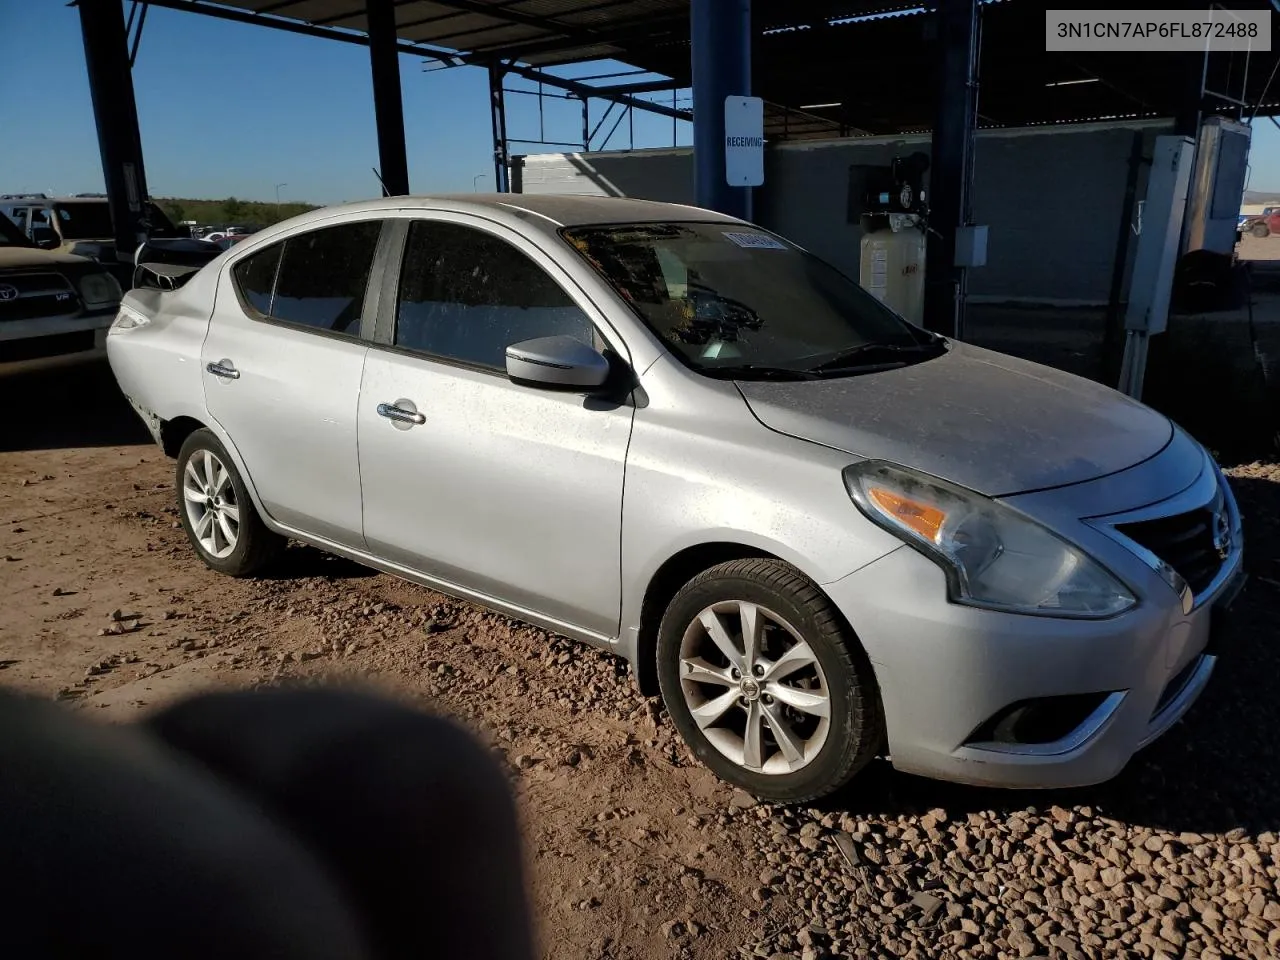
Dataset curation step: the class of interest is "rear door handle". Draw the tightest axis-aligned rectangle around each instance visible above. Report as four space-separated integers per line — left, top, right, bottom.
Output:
377 402 425 426
206 360 240 380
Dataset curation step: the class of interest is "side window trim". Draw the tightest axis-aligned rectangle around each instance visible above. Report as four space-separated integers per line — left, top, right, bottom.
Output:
227 218 387 344
374 212 630 375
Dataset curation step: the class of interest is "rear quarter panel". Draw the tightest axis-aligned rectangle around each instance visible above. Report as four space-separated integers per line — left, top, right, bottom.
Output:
106 268 220 430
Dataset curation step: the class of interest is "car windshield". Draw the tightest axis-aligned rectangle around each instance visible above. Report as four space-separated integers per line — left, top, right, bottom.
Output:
54 202 116 240
0 212 32 248
561 222 939 379
51 201 178 240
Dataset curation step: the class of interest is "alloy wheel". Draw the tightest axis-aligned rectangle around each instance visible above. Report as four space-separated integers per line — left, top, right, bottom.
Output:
678 600 831 775
182 449 240 560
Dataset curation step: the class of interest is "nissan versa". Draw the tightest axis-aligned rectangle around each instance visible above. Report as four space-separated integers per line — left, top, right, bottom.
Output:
105 195 1245 803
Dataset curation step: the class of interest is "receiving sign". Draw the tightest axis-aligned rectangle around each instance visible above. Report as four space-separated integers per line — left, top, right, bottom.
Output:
724 96 764 187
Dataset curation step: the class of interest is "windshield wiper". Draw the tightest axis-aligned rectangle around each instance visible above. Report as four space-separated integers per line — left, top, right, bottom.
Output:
703 363 821 382
805 337 946 374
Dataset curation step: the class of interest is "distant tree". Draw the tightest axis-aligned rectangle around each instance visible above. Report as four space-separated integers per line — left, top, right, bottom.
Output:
223 196 244 221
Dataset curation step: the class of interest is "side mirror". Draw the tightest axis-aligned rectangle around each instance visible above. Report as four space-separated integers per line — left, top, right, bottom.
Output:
31 226 58 249
505 335 610 390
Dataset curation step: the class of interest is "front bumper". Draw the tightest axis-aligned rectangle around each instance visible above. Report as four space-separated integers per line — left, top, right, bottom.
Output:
0 307 116 343
826 461 1245 789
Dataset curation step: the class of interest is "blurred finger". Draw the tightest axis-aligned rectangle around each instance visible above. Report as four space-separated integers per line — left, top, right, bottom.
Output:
145 687 534 960
0 690 371 959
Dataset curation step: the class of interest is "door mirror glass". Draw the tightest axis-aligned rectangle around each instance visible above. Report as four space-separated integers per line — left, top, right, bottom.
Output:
31 226 59 249
506 336 610 390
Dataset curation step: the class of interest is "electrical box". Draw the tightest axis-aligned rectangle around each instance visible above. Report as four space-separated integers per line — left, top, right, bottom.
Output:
1125 135 1195 336
1183 116 1252 255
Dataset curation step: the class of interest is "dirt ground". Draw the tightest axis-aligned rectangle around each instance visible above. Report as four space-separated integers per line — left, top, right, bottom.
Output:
3 354 1280 960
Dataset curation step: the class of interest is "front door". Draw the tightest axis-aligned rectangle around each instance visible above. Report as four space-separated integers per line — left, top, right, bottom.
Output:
201 217 385 548
358 215 633 637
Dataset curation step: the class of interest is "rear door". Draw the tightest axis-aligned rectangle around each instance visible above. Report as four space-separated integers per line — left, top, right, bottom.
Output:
201 217 389 548
356 214 634 637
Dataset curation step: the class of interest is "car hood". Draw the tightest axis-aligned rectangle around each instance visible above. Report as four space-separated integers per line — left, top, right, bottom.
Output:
0 246 97 270
734 341 1173 497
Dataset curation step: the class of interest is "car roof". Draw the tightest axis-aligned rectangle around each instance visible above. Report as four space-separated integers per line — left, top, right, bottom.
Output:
283 194 743 230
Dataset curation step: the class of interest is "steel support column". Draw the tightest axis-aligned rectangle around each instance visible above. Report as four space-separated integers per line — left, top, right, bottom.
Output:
923 0 980 338
489 63 510 192
77 0 151 264
366 0 410 196
691 0 751 220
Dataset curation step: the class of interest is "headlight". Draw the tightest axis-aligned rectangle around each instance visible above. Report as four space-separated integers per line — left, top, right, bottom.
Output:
110 304 150 331
78 271 122 307
844 461 1136 618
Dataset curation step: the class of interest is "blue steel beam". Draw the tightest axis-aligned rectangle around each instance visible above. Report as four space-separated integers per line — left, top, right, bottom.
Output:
691 0 752 220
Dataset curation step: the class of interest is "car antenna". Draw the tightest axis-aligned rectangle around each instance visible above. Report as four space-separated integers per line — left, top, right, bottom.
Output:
371 167 390 198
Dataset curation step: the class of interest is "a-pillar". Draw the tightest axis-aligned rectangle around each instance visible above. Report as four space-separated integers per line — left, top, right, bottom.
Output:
77 0 152 265
691 0 752 220
366 0 410 196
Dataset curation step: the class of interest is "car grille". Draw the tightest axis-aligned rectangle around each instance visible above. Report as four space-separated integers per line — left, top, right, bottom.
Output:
1116 494 1226 595
0 272 80 322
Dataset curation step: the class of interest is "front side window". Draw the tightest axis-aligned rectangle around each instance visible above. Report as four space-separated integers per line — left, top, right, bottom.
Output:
394 219 594 370
562 222 941 380
233 220 382 335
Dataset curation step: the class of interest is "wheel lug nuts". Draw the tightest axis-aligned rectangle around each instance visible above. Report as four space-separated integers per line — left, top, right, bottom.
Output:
753 664 765 677
731 668 741 680
763 694 773 705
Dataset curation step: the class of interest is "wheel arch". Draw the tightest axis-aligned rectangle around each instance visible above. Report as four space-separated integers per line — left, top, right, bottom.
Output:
162 414 274 529
632 542 802 696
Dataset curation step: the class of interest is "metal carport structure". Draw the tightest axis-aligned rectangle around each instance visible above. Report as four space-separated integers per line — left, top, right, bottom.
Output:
75 0 1280 336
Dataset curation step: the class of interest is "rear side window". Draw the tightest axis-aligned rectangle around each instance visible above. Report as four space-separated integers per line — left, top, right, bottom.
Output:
233 220 382 335
233 243 281 316
394 219 594 370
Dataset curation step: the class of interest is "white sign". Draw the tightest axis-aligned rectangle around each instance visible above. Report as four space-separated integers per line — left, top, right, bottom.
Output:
723 232 785 249
724 96 764 187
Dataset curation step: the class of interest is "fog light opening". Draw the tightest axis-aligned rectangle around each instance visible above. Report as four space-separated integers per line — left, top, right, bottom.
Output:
966 692 1114 747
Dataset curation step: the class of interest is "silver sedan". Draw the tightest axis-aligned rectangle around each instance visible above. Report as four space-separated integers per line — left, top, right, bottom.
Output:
106 195 1245 802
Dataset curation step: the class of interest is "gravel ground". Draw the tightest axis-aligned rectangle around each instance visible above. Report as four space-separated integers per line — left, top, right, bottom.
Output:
2 357 1280 959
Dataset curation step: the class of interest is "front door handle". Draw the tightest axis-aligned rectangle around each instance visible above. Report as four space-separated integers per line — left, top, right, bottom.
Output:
206 360 240 380
377 401 425 426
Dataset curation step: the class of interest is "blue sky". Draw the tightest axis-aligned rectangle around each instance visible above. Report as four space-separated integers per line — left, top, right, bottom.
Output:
0 2 692 203
1 2 1278 204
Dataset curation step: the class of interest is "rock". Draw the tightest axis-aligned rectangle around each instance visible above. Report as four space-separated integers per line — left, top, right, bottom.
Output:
1101 867 1126 887
661 920 685 939
911 891 944 922
1073 863 1099 884
1247 892 1267 917
1008 930 1038 957
730 789 758 810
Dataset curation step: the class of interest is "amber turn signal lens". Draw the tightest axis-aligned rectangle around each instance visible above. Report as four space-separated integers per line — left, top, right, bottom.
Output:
867 487 947 543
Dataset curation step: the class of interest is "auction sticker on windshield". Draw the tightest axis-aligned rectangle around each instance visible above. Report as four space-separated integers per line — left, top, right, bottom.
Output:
723 232 786 250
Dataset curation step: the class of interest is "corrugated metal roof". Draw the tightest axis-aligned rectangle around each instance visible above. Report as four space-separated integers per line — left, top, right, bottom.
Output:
147 1 1280 136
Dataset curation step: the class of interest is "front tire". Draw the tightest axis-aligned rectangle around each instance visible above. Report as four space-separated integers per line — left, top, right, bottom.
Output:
176 428 283 577
1251 222 1270 238
656 558 884 804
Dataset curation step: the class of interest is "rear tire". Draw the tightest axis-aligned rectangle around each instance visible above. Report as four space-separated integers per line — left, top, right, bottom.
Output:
656 558 884 804
1251 222 1270 239
176 428 283 577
